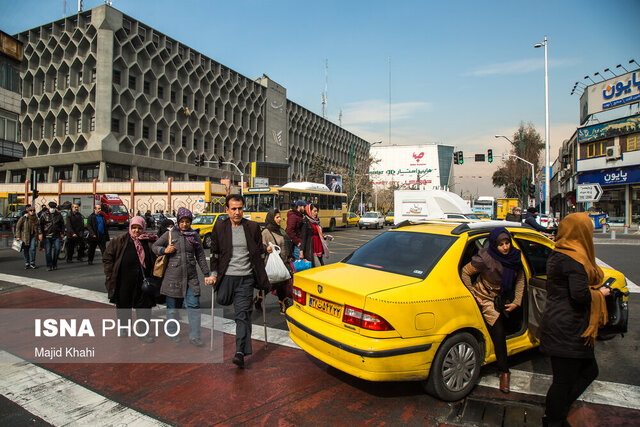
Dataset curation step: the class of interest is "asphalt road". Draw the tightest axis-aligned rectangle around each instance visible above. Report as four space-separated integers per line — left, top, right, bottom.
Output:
0 223 638 387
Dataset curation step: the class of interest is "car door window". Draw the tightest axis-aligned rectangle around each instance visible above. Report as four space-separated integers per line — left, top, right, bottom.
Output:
514 238 552 278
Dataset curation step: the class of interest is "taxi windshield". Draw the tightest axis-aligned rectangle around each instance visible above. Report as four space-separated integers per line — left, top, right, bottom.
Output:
343 231 456 279
192 215 214 225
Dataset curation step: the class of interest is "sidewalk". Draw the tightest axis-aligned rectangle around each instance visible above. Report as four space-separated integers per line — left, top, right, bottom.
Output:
1 279 639 426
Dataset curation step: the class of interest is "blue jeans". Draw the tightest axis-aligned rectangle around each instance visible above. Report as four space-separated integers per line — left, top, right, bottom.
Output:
166 286 201 340
44 237 61 268
22 237 37 266
292 246 301 260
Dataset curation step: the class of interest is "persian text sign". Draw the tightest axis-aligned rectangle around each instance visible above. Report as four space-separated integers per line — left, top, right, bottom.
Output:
576 184 602 203
580 71 640 124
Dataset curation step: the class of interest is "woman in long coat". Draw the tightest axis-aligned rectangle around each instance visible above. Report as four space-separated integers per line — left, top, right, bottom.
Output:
461 227 525 393
103 216 157 341
300 204 331 267
540 213 610 426
260 209 292 314
153 207 210 347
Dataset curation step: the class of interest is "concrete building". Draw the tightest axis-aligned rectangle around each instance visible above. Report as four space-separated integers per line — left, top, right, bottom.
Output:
1 5 369 185
0 30 23 172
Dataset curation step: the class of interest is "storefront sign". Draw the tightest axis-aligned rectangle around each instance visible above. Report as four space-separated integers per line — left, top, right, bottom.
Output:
578 114 640 143
578 166 640 187
576 184 602 203
580 71 640 124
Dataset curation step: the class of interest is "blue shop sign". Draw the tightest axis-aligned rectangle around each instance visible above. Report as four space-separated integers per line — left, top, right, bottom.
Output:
578 166 640 186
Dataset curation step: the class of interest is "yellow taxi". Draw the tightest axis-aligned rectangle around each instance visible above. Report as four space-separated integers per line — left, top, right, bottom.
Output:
191 213 229 248
384 213 394 225
473 212 492 220
347 212 360 227
286 220 629 401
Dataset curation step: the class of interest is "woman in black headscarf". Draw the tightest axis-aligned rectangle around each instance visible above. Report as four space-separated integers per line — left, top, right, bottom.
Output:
461 227 525 393
258 209 292 314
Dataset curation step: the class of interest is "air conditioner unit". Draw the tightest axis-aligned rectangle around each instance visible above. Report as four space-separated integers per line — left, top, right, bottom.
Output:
606 145 621 161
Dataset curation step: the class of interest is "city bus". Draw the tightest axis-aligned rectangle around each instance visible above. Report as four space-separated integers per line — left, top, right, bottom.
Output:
472 196 495 219
243 182 348 231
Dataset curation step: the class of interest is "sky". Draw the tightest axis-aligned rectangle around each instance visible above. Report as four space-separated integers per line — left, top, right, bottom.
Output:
1 0 639 198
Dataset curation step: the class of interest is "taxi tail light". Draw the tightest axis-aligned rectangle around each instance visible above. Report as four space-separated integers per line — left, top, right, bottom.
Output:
342 305 394 331
292 286 306 305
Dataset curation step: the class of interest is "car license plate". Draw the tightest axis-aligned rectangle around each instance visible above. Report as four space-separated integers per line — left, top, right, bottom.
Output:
309 295 342 318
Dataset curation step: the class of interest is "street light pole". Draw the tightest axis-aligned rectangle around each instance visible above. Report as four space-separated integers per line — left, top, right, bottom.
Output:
535 36 550 216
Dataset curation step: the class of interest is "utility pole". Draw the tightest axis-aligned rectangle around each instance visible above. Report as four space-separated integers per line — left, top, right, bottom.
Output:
322 59 328 118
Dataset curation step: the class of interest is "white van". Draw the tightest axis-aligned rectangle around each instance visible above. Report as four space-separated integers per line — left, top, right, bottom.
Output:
393 190 477 224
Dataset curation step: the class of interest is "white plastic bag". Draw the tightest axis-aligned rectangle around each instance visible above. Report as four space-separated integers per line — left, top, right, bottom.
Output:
265 243 291 283
12 239 23 252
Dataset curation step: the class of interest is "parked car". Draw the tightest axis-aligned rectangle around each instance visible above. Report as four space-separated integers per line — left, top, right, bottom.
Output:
286 220 629 401
1 211 23 232
358 212 385 229
150 213 166 228
539 214 557 229
190 213 229 248
384 213 394 226
347 212 360 227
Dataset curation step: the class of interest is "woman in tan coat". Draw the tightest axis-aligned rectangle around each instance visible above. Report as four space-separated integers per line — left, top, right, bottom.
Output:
461 227 525 393
259 209 292 314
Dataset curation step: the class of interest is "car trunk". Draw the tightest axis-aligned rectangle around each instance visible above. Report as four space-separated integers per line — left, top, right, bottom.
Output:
293 264 421 331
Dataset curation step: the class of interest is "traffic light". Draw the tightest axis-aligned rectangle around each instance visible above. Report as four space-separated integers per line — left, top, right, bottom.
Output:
529 183 536 197
487 149 493 163
194 156 200 167
200 154 206 166
218 156 224 167
458 151 464 165
453 152 459 165
32 189 39 200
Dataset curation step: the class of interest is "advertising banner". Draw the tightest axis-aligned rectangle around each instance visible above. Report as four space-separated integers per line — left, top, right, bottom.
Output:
577 166 640 186
580 71 640 124
578 114 640 143
324 173 343 193
368 145 438 189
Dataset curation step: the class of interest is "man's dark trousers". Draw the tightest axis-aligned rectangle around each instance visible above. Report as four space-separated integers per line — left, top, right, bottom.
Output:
224 275 255 356
87 235 106 263
66 236 85 261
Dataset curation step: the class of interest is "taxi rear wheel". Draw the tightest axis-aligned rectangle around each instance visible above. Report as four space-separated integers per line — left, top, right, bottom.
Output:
423 332 481 401
203 233 212 249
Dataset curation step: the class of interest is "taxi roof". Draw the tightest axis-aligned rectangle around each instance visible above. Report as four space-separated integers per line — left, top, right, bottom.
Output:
391 219 537 237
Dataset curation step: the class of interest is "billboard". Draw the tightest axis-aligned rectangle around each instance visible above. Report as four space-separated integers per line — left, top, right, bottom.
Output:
580 71 640 124
324 173 343 193
368 144 440 190
577 114 640 143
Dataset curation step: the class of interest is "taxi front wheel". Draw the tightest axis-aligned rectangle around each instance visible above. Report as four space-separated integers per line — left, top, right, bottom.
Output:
423 332 482 401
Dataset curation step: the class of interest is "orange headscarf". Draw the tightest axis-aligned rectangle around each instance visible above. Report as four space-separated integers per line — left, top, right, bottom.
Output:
554 212 603 286
555 212 607 346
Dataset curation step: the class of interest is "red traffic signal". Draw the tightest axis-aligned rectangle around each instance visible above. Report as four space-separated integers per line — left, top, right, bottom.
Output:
218 156 224 167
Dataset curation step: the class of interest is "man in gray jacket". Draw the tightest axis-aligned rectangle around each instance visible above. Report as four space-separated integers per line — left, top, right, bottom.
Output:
207 194 269 368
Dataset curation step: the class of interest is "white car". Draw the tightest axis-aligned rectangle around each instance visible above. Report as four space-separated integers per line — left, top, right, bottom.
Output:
358 211 385 229
539 214 557 228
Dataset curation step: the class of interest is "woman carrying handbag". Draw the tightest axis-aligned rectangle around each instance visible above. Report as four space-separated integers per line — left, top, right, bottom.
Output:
153 207 211 347
258 209 292 314
103 216 158 342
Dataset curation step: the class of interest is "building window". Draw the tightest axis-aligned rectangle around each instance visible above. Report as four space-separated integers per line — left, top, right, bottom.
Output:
0 63 21 93
143 80 150 94
627 134 638 152
64 119 69 135
142 126 149 139
40 124 45 138
52 76 57 91
183 95 187 105
78 164 99 182
53 166 73 181
34 168 48 183
138 167 161 182
204 140 209 150
106 163 131 181
194 137 198 149
76 118 82 133
78 71 83 85
0 116 18 142
204 103 209 114
65 74 70 88
111 118 119 133
127 121 135 136
10 170 26 183
52 122 57 137
91 68 96 82
156 129 163 141
171 90 176 103
90 115 95 131
170 132 175 144
182 135 187 148
113 70 121 85
194 100 198 110
129 75 136 90
158 86 164 99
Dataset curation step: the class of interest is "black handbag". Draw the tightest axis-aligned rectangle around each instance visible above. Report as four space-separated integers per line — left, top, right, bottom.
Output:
599 288 629 336
493 292 514 314
138 259 159 295
215 276 234 306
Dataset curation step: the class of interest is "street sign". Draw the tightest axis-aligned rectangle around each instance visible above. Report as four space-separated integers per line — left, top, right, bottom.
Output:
474 154 485 162
576 183 603 202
